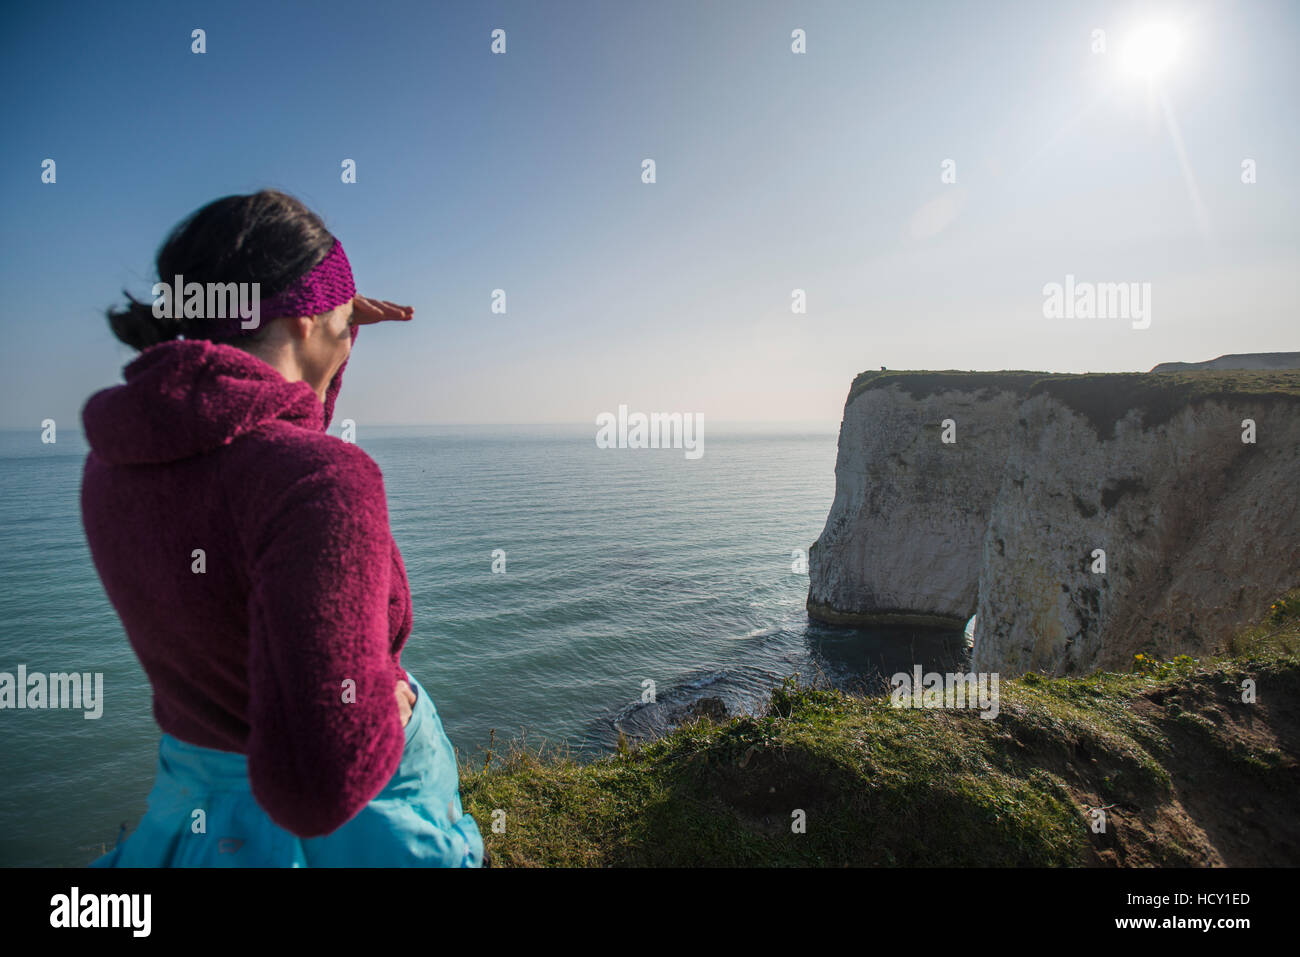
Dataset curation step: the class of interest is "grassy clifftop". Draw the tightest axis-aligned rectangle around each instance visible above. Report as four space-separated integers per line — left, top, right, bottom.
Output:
460 590 1300 866
846 369 1047 406
1031 370 1300 437
846 368 1300 438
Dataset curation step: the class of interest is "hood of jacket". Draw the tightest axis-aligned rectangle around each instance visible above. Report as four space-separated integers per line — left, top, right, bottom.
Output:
82 339 328 466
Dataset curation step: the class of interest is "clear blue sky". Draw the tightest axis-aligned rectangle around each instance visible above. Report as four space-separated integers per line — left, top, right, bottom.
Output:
2 0 1296 427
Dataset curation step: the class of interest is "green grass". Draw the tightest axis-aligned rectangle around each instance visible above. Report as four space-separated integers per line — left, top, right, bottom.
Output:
845 369 1300 438
1031 370 1300 438
460 588 1300 867
846 369 1047 407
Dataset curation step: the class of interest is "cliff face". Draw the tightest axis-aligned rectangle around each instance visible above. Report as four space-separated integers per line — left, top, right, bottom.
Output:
809 369 1300 677
807 373 1042 629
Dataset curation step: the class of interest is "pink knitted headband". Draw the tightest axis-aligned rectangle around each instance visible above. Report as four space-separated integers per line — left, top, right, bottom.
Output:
208 239 356 338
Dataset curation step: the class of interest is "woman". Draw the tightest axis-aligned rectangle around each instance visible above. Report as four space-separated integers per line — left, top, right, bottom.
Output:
81 190 485 867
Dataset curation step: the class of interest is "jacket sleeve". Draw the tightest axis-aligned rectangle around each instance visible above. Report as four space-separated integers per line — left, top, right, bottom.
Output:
243 445 405 838
321 324 360 432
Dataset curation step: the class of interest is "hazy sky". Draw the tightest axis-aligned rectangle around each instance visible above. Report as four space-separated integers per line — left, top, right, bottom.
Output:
2 0 1296 427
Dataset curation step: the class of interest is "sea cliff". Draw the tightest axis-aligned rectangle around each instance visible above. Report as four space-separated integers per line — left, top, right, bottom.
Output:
807 366 1300 676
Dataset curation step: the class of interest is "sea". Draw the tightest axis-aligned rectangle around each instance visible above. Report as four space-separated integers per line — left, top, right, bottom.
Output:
0 424 969 866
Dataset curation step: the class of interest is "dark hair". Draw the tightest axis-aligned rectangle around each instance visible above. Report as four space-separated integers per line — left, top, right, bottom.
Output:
107 190 337 351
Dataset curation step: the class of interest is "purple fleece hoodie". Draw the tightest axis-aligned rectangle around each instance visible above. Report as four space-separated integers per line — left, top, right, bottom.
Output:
80 326 414 838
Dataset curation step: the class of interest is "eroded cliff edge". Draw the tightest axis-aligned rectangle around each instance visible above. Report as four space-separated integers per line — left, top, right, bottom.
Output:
807 368 1300 676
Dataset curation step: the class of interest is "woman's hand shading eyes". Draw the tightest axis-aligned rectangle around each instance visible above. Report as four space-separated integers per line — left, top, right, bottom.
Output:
351 296 413 325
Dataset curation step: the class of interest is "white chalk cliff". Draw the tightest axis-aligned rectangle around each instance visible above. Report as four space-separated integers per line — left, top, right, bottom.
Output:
808 366 1300 676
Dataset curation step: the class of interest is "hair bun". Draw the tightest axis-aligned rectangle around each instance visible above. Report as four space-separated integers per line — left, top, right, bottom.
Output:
107 293 182 351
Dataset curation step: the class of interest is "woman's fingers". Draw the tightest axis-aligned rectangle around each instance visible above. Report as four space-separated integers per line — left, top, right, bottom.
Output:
395 679 416 727
351 295 414 325
353 296 412 322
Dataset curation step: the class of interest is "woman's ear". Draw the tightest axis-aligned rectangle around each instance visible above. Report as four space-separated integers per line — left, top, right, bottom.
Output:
284 314 314 341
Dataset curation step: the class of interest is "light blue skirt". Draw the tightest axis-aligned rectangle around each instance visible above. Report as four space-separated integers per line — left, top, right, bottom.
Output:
89 672 484 867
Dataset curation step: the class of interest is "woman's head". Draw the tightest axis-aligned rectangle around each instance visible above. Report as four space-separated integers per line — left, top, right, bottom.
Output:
107 189 355 398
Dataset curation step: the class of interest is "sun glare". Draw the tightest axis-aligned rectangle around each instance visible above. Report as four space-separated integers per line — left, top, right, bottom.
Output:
1122 22 1182 78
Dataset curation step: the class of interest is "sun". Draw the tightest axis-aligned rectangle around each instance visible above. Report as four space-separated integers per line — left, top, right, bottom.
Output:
1121 22 1182 78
